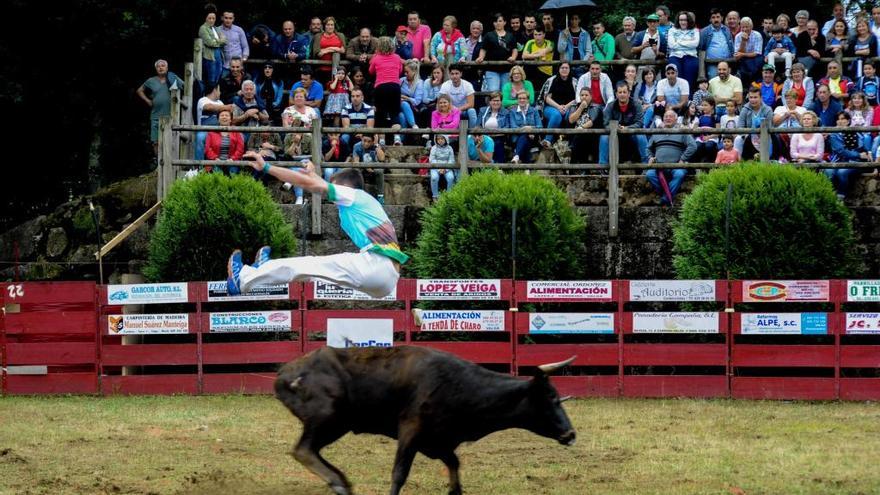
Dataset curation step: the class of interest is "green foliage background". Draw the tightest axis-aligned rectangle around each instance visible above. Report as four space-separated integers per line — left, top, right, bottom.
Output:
672 163 861 279
144 173 295 282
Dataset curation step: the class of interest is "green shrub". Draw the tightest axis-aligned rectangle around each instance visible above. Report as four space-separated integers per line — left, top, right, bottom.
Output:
412 171 587 279
144 173 295 282
673 163 860 279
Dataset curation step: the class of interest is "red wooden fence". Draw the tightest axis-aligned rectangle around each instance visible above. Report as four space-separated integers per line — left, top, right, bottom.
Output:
2 279 879 399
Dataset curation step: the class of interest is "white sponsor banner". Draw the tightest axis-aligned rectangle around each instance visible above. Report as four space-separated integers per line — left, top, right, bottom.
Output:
847 280 880 302
206 281 290 301
740 313 828 335
209 311 293 333
632 312 719 333
416 279 501 300
525 281 613 301
629 280 716 302
327 318 393 348
107 314 189 335
529 313 615 334
313 280 397 301
107 283 188 304
418 310 505 331
845 313 880 334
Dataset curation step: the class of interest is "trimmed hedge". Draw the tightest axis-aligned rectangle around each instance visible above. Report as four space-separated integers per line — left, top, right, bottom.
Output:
144 173 295 282
413 171 587 279
673 163 860 279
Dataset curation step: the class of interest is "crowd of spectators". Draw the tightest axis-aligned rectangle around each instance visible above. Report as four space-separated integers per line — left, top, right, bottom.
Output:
139 3 880 203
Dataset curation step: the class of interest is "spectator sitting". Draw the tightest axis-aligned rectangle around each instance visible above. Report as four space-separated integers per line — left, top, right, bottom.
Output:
847 19 879 78
311 16 347 84
506 90 543 164
282 88 320 127
194 84 233 160
430 16 468 65
439 67 477 128
568 87 603 164
219 10 249 73
247 24 275 63
667 11 700 89
522 26 554 91
542 62 577 147
692 78 711 108
694 97 720 161
790 111 824 163
290 67 324 110
478 92 510 163
734 17 764 87
847 91 873 150
271 20 309 65
734 86 774 159
646 109 697 205
321 132 351 180
774 90 807 128
826 20 849 56
501 65 534 109
428 134 457 202
591 21 615 63
351 134 387 200
219 57 251 103
394 25 413 60
350 67 374 104
247 130 282 160
599 82 648 165
431 94 462 145
796 20 826 76
632 14 667 70
781 63 815 108
810 84 844 126
422 65 447 119
715 135 741 163
399 60 424 133
575 61 614 109
467 133 495 164
232 80 270 129
346 27 378 74
204 109 244 173
634 67 658 126
557 13 593 78
764 25 796 77
720 100 739 129
136 59 181 155
752 64 783 107
282 118 311 161
198 7 226 87
827 110 871 199
255 62 284 125
852 60 880 105
340 88 375 147
621 65 638 94
655 63 690 122
325 67 353 127
708 61 743 118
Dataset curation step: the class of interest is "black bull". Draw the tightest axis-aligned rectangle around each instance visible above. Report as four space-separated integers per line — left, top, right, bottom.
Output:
275 346 576 495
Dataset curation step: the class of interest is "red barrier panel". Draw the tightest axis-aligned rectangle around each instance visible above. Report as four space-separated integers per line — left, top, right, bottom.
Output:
838 279 880 400
2 282 98 395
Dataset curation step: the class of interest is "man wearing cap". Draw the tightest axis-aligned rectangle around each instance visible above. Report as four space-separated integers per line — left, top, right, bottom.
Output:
656 63 690 114
752 64 783 107
699 8 734 79
394 25 413 60
632 14 666 64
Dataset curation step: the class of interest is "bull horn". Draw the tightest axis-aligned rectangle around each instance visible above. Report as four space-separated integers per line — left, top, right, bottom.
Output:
537 356 576 374
288 376 303 390
559 396 573 403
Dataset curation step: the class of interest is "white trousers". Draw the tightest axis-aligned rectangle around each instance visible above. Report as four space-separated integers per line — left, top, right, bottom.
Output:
239 250 399 299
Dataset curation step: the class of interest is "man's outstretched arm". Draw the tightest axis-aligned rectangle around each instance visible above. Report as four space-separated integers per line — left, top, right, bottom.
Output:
243 151 329 196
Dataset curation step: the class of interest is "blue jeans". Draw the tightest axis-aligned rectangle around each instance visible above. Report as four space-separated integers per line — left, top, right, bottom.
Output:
872 136 880 159
430 169 457 198
323 167 337 180
482 71 510 92
669 55 699 92
599 135 649 165
706 63 719 79
824 168 857 197
543 106 570 143
512 134 536 163
195 131 207 160
646 168 688 203
202 49 223 86
491 136 507 163
399 103 417 128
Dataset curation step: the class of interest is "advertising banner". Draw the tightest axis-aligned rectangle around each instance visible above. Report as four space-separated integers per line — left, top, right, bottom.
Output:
628 280 716 302
417 310 505 331
846 280 880 302
327 318 393 348
740 313 828 335
742 280 830 302
107 283 189 305
206 281 290 301
524 281 613 301
313 280 397 301
528 313 615 334
416 279 501 300
107 314 189 335
209 311 293 333
632 312 719 333
845 313 880 334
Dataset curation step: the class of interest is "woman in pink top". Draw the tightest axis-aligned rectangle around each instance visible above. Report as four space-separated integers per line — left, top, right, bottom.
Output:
431 94 462 145
369 36 404 137
790 111 825 162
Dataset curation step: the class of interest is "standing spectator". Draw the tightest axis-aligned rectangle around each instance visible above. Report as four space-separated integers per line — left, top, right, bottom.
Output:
790 11 810 38
326 67 353 127
827 110 870 199
760 17 776 46
351 134 387 200
430 16 467 65
575 61 614 109
599 82 648 165
219 10 248 72
463 21 484 91
811 84 844 126
194 84 233 160
439 67 477 128
852 60 880 106
399 60 424 131
271 20 309 67
700 8 734 79
872 5 880 39
394 26 413 60
796 20 826 76
656 63 690 115
248 24 275 62
591 21 616 63
819 61 853 103
289 67 324 110
523 14 538 44
822 3 848 37
764 25 797 77
509 14 526 54
308 17 324 46
346 28 378 73
255 62 284 125
656 5 673 39
789 111 824 162
282 88 321 127
311 17 346 84
406 11 433 65
846 19 878 78
734 17 764 87
667 11 700 90
506 90 543 164
428 134 457 202
734 87 773 159
615 16 637 60
708 61 744 116
776 14 792 35
632 14 666 71
557 13 592 78
542 12 560 58
205 109 245 173
232 80 269 128
501 66 534 109
478 13 518 92
646 109 697 205
522 26 554 91
726 11 741 35
782 63 815 108
198 7 225 87
422 65 447 118
341 88 375 147
369 37 405 144
219 57 251 103
752 64 783 108
477 92 510 163
542 62 577 146
136 59 181 155
568 87 603 163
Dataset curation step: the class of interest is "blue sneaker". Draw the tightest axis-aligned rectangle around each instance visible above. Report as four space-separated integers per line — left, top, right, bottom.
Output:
227 249 243 296
253 245 271 269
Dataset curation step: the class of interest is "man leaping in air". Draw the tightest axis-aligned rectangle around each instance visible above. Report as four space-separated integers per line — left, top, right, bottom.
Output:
226 150 407 298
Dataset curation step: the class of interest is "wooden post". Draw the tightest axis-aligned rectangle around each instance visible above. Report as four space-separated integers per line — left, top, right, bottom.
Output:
181 63 195 161
331 52 341 74
608 121 620 239
193 39 204 81
310 119 323 236
759 119 770 163
697 51 707 80
159 117 173 201
457 121 469 178
168 88 181 189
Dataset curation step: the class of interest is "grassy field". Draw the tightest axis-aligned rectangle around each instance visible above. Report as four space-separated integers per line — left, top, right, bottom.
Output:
0 395 879 495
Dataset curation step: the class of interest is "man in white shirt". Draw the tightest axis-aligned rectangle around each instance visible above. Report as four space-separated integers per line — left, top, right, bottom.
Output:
439 67 477 127
656 63 690 114
195 84 233 160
